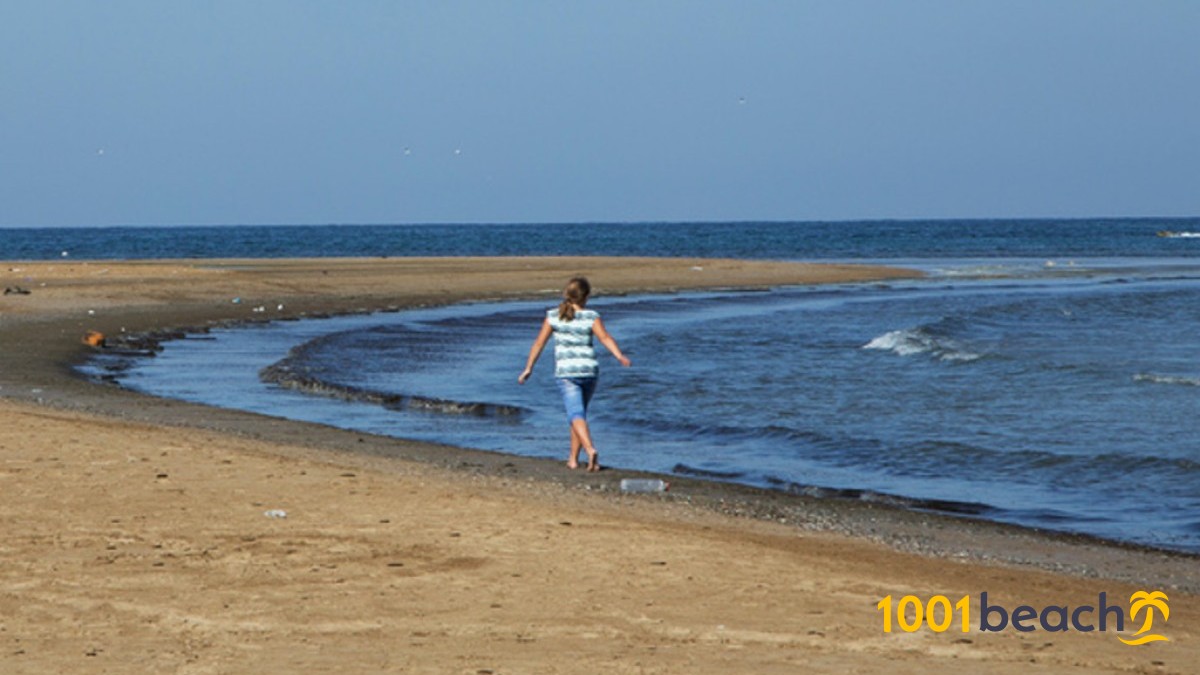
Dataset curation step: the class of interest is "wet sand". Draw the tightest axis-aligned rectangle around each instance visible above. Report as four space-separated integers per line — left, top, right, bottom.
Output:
1 257 1195 673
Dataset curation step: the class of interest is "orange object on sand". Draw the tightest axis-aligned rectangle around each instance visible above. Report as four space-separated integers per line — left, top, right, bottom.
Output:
82 331 106 347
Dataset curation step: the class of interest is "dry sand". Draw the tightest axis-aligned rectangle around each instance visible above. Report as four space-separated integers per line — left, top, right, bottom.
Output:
0 257 1194 674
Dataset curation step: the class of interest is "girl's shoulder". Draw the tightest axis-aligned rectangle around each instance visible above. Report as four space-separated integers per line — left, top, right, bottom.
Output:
546 308 600 321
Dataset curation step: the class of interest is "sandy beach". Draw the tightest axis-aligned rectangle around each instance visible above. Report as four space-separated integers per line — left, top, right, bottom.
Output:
1 257 1195 674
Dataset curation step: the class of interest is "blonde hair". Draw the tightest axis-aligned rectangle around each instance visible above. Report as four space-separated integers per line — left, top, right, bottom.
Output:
558 277 591 321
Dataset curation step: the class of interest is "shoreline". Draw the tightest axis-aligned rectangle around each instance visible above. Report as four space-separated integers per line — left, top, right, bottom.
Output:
4 257 1197 578
3 256 1197 672
79 287 1200 567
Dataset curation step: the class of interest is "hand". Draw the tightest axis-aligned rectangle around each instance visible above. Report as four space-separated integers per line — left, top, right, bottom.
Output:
617 355 632 367
518 368 532 384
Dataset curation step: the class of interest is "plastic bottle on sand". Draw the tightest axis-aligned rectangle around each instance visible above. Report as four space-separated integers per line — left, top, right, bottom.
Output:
620 478 669 493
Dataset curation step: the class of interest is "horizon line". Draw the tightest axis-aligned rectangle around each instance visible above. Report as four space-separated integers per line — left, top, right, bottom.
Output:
3 215 1199 230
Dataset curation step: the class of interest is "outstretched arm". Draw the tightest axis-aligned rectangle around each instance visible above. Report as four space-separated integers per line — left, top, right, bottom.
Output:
518 318 554 384
592 317 632 367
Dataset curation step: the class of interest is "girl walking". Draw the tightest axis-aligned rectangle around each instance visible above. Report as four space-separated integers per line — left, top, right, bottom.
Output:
518 277 631 471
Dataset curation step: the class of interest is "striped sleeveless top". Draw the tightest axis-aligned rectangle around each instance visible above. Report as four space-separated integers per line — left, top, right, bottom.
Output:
547 308 599 379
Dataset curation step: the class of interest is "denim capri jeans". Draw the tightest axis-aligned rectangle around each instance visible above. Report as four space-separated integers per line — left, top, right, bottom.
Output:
556 376 598 422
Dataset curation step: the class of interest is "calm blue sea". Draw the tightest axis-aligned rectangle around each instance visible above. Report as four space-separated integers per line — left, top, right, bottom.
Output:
3 218 1200 260
49 219 1200 552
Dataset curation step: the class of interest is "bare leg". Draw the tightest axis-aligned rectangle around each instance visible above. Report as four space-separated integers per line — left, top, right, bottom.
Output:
570 418 600 472
567 425 583 469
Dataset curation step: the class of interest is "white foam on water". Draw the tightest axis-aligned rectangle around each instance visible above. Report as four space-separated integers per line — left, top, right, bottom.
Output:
862 328 982 362
1133 373 1200 387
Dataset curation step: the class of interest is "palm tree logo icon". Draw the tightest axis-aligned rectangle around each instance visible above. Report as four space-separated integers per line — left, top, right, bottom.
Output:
1119 591 1169 645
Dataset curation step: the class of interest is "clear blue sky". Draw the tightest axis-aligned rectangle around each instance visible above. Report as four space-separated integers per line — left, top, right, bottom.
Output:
1 1 1196 226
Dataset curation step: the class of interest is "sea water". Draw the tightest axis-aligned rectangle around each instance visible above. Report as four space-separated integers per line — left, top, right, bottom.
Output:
53 220 1200 552
4 218 1200 260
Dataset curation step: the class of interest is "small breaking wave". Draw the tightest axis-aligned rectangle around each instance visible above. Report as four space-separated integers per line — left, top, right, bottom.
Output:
761 477 995 516
1133 373 1200 387
1157 231 1200 238
672 463 746 479
260 361 529 418
862 327 983 362
623 416 838 448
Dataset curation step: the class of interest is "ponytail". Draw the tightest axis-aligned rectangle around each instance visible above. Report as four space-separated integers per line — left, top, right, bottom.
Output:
558 298 576 322
558 277 591 321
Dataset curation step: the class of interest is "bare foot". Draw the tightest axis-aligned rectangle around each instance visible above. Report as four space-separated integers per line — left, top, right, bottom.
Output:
586 449 600 472
566 460 580 470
